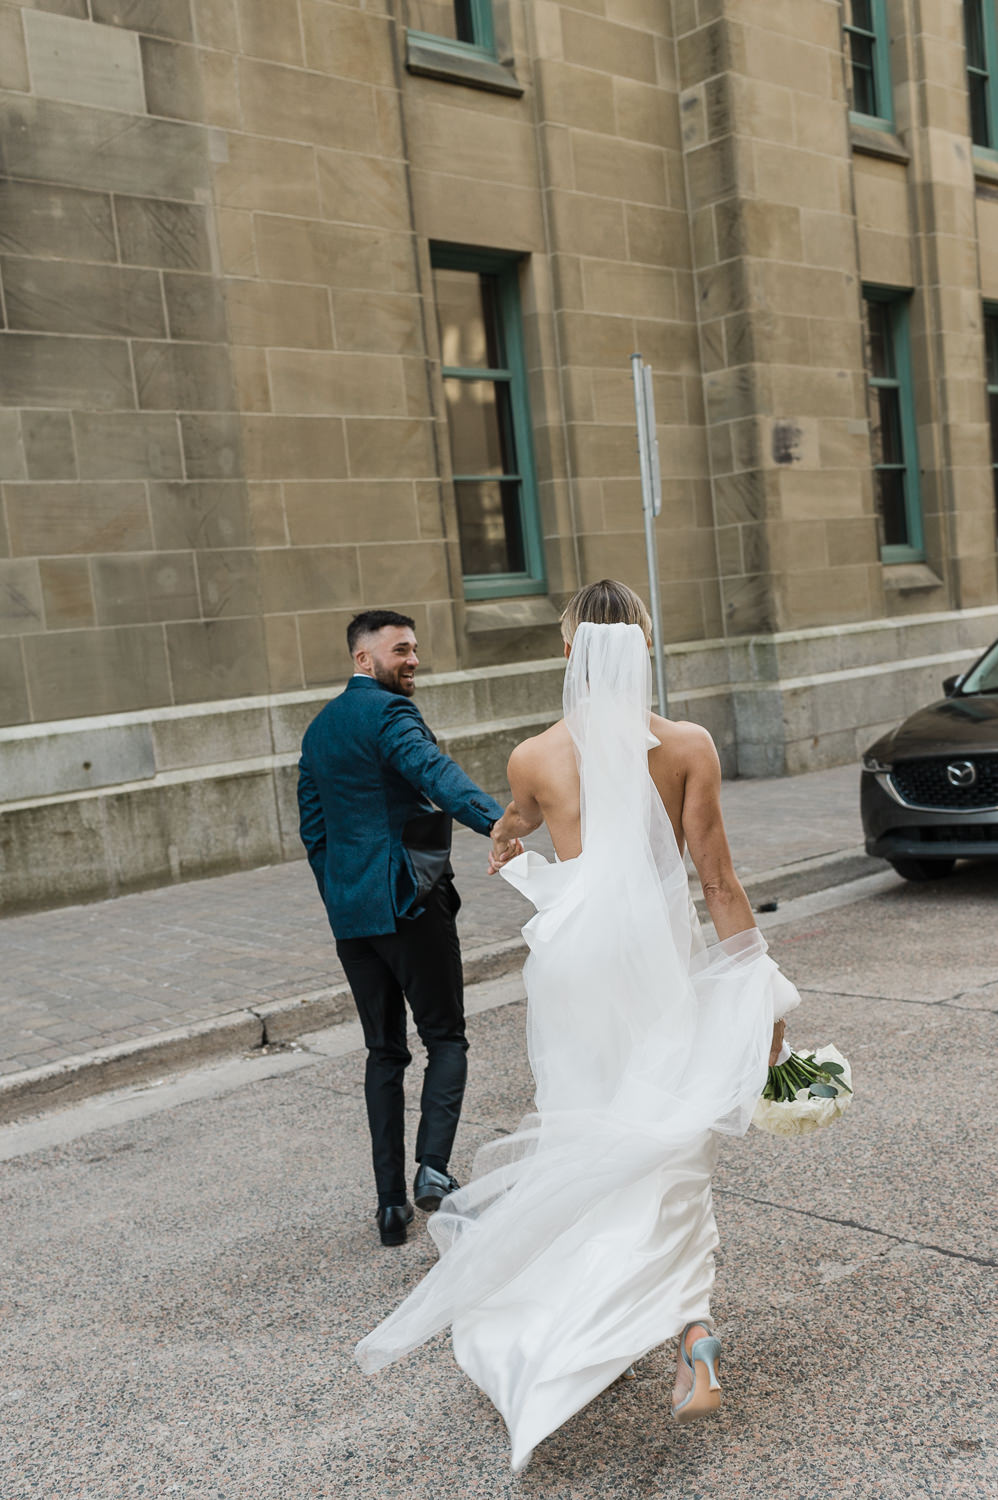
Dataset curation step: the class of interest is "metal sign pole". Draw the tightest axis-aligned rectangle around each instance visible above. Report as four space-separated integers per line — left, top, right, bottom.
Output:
631 352 668 716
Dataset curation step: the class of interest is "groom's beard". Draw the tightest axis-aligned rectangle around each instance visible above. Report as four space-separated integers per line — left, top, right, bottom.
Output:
373 662 416 697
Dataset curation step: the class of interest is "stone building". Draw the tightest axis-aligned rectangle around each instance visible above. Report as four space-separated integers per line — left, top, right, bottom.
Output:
2 0 997 908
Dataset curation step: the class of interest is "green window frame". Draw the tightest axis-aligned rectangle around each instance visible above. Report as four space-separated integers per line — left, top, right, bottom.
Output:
430 245 545 600
405 1 520 96
862 287 924 564
964 0 998 155
985 304 998 527
408 0 496 61
844 0 894 130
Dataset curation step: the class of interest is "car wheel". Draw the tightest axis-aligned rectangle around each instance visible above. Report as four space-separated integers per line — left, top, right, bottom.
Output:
889 857 957 882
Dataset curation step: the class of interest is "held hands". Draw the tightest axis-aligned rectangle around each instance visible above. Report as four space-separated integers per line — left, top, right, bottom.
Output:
768 1018 786 1067
488 822 524 875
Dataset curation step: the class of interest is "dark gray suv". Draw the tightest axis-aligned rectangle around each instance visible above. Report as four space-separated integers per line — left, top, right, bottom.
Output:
861 636 998 880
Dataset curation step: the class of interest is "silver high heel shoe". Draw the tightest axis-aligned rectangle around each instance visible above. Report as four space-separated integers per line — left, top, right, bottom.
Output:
671 1322 722 1423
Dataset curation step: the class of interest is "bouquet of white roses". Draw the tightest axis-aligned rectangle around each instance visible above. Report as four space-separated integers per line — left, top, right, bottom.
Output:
751 1043 852 1138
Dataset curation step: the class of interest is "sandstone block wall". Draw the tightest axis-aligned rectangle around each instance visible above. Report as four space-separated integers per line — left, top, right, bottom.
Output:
0 0 996 740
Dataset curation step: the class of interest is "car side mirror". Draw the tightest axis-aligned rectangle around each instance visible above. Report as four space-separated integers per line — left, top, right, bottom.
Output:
942 674 962 697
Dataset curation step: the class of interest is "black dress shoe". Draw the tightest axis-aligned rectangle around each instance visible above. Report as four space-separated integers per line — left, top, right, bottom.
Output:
413 1163 460 1213
375 1201 414 1247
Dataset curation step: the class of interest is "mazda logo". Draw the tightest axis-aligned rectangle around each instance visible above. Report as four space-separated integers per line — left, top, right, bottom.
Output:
946 760 977 787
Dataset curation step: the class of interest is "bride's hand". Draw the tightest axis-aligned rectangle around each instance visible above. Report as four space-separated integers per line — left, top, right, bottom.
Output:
768 1019 786 1066
488 836 523 875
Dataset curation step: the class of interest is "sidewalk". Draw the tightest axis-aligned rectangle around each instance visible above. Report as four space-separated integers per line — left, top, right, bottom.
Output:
0 763 867 1116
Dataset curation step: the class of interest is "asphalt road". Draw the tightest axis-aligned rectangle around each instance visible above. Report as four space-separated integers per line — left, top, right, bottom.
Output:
2 861 996 1499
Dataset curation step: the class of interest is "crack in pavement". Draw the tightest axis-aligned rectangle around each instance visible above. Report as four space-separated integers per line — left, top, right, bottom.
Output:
715 1186 998 1267
796 985 998 1012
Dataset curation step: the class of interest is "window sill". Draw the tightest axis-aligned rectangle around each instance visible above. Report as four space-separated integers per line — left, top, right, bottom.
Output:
405 30 523 96
849 118 910 164
973 148 998 190
881 562 944 593
464 596 559 635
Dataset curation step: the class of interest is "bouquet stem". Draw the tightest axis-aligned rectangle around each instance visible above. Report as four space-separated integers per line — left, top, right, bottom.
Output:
763 1049 852 1104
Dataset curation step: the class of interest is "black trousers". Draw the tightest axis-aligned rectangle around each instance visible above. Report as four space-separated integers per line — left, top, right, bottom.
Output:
335 880 467 1206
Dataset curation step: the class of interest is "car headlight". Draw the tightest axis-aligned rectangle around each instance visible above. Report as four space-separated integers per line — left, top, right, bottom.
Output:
862 753 892 773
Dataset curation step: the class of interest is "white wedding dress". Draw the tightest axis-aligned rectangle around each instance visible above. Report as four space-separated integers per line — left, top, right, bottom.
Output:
356 623 799 1471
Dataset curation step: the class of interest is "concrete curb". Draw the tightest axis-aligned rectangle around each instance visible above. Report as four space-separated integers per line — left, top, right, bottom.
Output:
0 936 529 1126
737 848 881 912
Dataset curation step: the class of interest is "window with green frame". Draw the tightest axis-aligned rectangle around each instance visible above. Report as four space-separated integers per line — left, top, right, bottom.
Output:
985 306 998 526
408 0 495 58
430 247 544 599
964 0 998 151
861 289 924 563
843 0 893 128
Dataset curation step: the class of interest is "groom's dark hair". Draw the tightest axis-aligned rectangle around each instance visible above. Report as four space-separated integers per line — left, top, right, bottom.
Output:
347 609 416 655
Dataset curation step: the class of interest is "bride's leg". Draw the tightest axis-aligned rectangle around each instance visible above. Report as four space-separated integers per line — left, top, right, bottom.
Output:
672 1141 721 1412
671 1320 723 1422
672 1321 710 1406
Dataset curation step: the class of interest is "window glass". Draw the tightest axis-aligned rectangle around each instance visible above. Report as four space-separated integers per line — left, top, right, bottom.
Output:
433 269 501 369
986 310 998 386
964 0 995 148
431 252 542 593
862 293 922 558
443 379 515 476
408 1 474 42
454 480 525 575
961 640 998 694
965 0 987 70
847 32 877 117
863 299 893 379
843 0 890 122
874 464 908 548
986 311 998 528
870 386 904 468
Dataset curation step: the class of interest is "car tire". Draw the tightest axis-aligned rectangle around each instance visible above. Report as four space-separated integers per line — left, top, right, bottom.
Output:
889 856 957 882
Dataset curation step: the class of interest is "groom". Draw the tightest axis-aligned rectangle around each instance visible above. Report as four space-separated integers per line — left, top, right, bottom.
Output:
298 610 518 1247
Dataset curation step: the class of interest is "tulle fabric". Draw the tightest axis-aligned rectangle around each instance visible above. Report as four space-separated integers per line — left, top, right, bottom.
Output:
355 623 799 1470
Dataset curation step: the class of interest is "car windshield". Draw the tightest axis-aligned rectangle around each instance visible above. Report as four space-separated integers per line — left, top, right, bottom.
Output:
960 639 998 694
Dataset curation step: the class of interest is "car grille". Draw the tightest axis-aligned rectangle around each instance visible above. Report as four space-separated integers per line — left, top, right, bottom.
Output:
889 756 998 810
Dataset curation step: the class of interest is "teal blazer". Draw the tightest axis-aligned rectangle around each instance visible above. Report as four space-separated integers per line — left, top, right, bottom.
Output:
297 676 505 940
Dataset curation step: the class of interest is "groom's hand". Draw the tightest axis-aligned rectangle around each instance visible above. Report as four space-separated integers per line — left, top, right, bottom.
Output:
488 829 523 875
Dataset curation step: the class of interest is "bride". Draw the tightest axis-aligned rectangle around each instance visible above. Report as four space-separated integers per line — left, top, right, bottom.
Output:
356 578 800 1471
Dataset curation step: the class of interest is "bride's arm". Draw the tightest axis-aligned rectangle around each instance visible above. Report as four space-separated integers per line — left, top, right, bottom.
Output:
683 734 786 1063
488 744 544 873
681 728 756 941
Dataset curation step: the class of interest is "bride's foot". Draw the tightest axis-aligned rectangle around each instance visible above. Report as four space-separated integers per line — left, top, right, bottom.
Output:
671 1322 722 1423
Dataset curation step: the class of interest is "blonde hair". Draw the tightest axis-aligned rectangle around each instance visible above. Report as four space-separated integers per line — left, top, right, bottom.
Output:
560 579 652 644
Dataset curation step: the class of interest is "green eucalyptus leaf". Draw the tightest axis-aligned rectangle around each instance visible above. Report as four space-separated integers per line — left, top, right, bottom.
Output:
808 1081 838 1098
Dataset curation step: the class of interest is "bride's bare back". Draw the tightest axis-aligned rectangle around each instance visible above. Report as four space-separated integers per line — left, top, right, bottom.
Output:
503 714 756 942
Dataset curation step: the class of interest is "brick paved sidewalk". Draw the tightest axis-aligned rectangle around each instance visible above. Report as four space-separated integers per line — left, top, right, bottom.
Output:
0 763 862 1079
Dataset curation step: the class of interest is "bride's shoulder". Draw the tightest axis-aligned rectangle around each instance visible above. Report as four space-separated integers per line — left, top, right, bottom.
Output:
649 715 717 759
509 719 570 765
